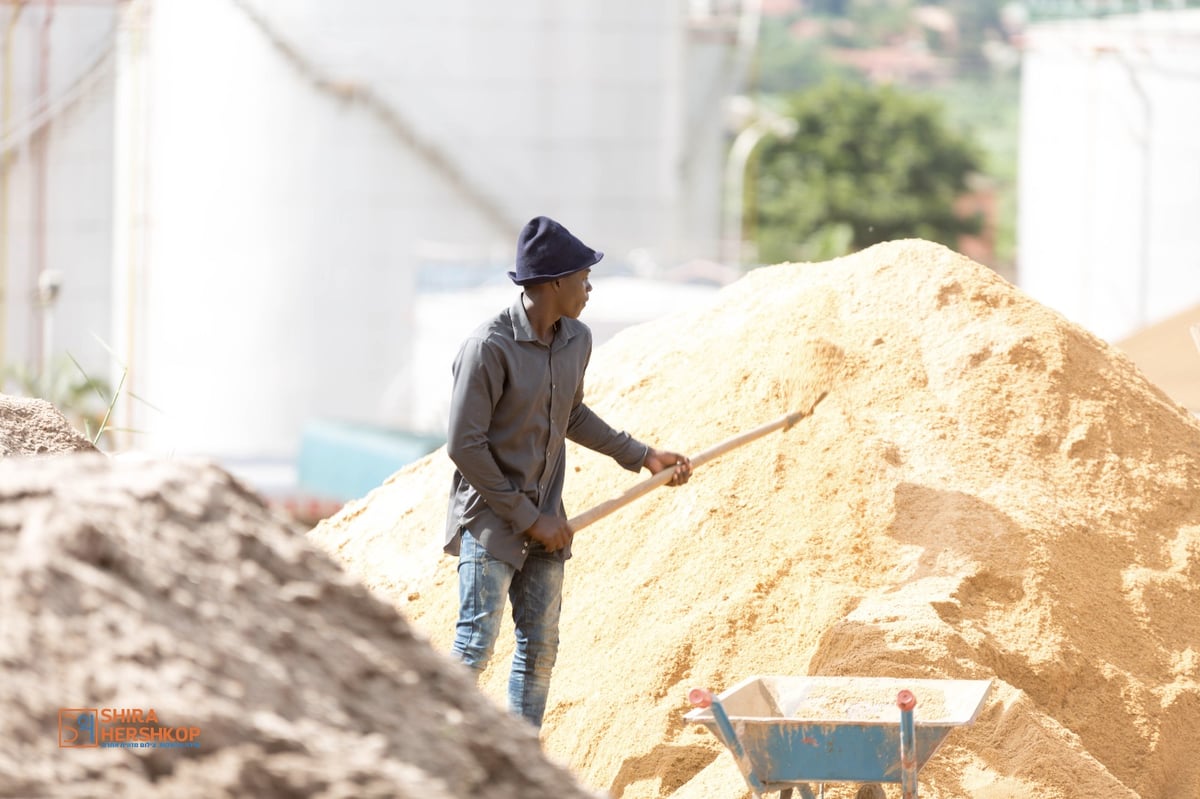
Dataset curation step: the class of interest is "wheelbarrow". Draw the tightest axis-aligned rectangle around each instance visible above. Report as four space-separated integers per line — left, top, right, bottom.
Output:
685 675 992 799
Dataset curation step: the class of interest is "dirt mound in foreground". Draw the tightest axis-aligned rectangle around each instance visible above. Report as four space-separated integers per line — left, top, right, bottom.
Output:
0 452 598 799
312 240 1200 799
0 394 96 455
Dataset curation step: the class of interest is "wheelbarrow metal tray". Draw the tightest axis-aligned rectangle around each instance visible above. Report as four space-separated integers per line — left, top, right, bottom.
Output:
684 675 991 786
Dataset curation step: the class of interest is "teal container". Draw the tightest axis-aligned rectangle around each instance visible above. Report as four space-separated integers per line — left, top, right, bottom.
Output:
297 418 444 502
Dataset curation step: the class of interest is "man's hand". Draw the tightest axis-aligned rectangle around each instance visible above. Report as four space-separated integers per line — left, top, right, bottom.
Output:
644 448 692 486
524 513 573 552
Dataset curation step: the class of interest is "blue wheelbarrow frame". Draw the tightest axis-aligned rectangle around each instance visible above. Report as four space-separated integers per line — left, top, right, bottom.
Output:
684 676 992 799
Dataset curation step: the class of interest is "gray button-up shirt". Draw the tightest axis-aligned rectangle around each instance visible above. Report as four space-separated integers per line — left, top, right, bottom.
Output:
443 296 648 568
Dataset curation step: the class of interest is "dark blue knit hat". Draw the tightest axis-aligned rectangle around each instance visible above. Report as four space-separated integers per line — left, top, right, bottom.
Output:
507 216 604 286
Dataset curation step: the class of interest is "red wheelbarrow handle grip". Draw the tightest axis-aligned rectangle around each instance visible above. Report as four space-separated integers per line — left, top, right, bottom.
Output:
688 688 714 708
897 689 917 711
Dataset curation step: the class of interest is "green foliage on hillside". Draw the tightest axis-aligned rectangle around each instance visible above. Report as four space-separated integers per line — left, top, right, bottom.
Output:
744 1 1021 271
749 79 984 264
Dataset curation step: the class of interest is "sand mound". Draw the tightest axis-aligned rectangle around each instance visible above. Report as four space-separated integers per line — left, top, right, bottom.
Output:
0 394 96 455
311 240 1200 799
0 448 597 796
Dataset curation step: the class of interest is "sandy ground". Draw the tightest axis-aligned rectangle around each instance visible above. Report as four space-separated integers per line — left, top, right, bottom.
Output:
311 240 1200 799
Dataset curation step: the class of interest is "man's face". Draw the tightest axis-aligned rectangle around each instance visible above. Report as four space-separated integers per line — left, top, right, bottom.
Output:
557 269 592 319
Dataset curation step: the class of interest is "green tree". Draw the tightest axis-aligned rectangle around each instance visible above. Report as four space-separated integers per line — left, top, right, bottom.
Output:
749 79 984 264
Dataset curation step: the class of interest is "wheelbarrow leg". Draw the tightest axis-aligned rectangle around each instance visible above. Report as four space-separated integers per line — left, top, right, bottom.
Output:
898 690 919 799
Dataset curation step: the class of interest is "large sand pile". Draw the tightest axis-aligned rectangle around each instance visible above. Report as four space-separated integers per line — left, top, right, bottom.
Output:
0 404 599 797
311 240 1200 799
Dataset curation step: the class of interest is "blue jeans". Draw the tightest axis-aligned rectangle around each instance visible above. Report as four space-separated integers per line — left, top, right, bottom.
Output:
450 530 564 728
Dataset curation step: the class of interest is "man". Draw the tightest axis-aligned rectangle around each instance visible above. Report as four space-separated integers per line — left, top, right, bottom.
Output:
444 215 691 728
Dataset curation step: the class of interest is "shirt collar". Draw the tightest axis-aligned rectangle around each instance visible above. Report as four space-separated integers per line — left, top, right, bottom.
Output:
510 295 576 346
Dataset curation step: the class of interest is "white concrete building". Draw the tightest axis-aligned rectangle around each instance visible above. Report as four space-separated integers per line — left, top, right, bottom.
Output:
1018 9 1200 343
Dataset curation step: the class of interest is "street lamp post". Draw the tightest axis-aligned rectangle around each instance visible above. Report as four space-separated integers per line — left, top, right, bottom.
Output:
36 268 62 397
722 97 798 268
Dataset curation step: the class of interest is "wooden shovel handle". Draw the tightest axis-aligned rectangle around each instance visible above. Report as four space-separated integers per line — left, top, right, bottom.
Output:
568 391 827 532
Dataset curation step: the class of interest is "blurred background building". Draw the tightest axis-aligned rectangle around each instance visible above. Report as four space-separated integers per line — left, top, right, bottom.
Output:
1018 5 1200 344
1 0 750 514
4 0 1200 518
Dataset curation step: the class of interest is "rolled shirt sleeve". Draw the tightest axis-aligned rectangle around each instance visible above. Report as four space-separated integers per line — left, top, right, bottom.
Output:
567 402 648 472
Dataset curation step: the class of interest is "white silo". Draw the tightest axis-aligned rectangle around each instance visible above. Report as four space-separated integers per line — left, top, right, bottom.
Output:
124 0 432 458
1018 9 1200 343
115 0 736 466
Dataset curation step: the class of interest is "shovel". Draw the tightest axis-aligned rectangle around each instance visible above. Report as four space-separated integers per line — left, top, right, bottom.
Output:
569 390 828 532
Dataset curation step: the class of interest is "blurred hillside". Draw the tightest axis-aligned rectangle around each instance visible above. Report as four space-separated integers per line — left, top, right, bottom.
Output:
747 0 1026 277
